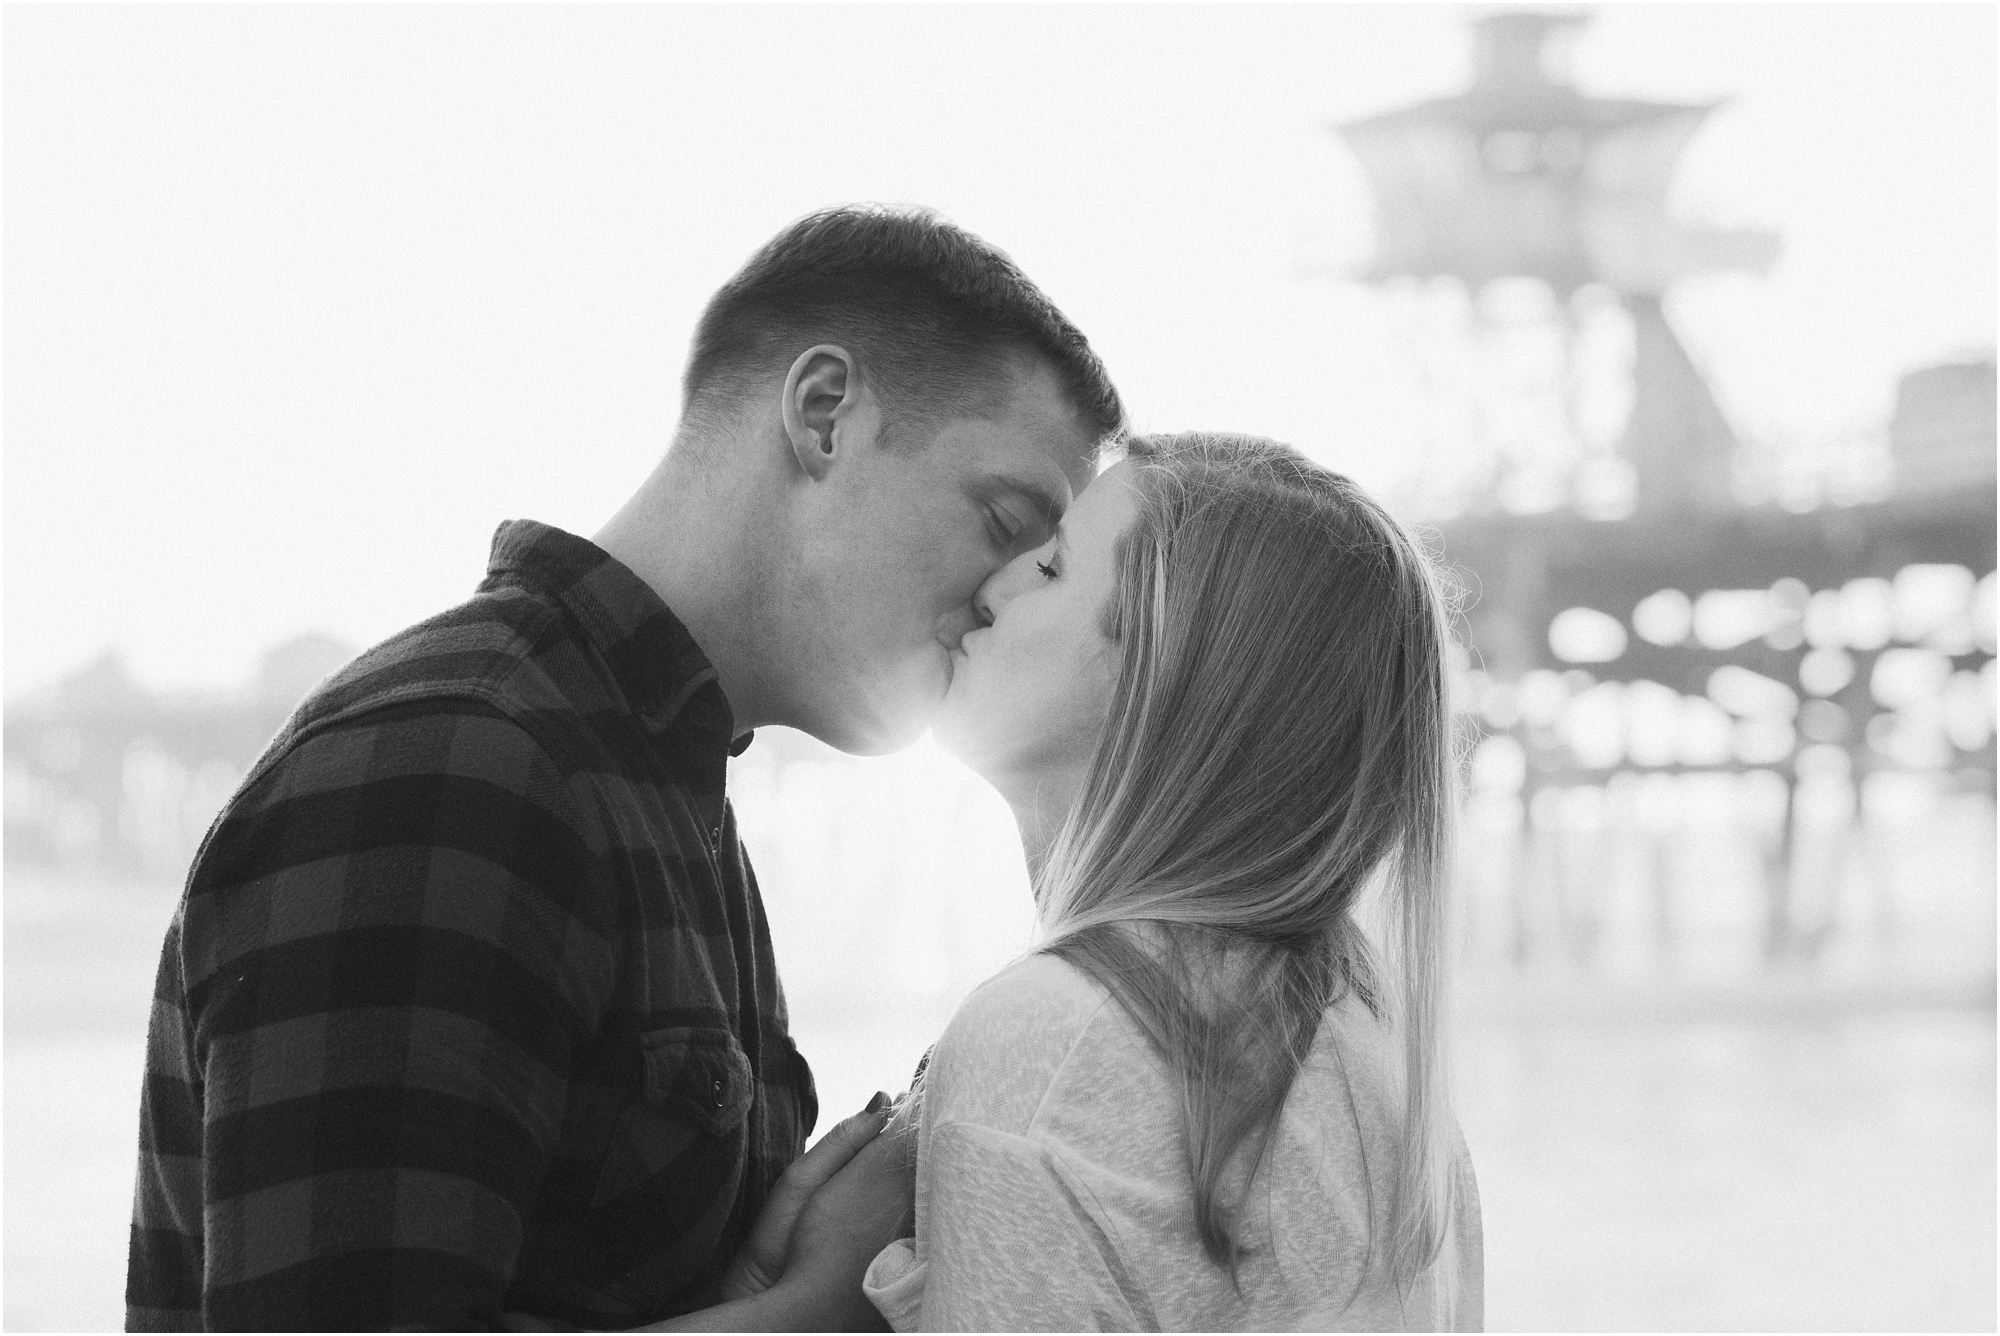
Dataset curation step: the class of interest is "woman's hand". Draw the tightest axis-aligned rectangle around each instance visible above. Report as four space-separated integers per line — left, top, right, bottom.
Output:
773 1126 915 1329
494 1094 911 1333
717 1093 896 1303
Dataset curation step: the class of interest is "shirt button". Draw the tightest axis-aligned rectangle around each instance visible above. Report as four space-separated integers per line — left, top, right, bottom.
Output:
712 1078 725 1108
709 825 722 847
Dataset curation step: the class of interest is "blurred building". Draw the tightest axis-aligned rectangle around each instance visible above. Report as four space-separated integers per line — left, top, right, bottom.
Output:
1891 356 1998 502
3 635 355 878
1339 10 1996 986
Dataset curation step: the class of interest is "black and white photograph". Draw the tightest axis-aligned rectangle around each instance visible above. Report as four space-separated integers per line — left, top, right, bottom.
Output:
4 4 1994 1331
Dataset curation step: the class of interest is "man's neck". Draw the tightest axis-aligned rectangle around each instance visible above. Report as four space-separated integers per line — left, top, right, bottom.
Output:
593 445 775 738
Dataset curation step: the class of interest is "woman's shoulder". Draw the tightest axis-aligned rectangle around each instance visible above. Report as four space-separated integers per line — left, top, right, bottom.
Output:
958 950 1110 1025
936 952 1118 1071
923 952 1130 1136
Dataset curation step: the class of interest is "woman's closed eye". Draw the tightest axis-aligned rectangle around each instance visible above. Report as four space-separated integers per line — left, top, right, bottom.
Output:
1035 557 1059 581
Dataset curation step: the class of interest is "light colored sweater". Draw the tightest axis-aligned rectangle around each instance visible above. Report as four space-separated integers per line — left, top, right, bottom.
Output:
863 952 1483 1332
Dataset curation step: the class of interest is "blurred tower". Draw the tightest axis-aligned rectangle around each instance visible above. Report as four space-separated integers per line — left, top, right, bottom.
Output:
1334 12 1993 977
1338 9 1778 517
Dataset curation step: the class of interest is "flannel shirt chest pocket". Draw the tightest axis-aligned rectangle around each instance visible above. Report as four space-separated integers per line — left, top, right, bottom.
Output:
591 1026 755 1212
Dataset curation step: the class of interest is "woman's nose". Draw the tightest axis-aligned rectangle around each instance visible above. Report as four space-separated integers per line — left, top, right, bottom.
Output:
938 600 987 648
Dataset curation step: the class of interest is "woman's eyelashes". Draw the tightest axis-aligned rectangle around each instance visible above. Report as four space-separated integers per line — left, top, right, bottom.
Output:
1035 557 1060 581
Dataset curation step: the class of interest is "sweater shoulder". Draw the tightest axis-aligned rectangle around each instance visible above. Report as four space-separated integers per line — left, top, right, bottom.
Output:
924 953 1125 1137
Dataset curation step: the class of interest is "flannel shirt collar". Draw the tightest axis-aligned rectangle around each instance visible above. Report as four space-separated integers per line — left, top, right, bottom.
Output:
484 519 752 757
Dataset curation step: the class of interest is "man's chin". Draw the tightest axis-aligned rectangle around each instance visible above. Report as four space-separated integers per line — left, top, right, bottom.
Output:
929 685 981 753
824 694 946 758
836 724 926 758
797 656 956 756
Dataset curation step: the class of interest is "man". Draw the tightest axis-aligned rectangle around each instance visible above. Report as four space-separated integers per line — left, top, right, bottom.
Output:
127 204 1123 1330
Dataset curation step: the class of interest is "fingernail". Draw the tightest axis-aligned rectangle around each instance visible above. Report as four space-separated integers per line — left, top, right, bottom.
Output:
865 1090 890 1113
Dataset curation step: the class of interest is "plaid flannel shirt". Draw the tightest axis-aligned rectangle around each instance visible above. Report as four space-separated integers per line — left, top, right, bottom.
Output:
127 520 817 1331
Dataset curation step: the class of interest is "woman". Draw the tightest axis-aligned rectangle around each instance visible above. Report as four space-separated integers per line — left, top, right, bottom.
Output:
863 432 1483 1331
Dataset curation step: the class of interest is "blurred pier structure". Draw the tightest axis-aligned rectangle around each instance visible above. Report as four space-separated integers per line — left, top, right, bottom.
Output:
1339 10 1995 997
4 635 354 879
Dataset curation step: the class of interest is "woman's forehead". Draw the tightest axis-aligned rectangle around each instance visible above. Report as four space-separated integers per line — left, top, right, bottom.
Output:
1067 461 1145 538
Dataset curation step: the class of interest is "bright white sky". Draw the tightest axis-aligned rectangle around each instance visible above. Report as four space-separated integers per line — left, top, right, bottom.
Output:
6 3 1993 697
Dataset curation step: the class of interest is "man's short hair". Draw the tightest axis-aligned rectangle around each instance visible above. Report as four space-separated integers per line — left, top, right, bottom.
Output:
683 205 1124 448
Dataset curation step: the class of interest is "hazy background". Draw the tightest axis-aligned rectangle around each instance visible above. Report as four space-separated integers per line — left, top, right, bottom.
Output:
7 3 1993 696
6 5 1994 1332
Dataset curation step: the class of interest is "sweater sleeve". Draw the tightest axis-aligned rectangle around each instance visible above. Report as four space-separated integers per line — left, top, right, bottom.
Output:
910 1121 1147 1332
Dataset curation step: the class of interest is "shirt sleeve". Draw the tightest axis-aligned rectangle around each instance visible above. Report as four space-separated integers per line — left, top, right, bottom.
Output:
178 698 605 1330
910 1121 1147 1332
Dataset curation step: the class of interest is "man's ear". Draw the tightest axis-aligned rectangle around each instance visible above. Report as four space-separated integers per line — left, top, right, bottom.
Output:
781 344 873 481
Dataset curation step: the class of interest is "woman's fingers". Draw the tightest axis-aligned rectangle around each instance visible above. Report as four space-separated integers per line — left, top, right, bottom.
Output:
787 1097 894 1194
720 1092 904 1301
761 1098 894 1233
722 1097 896 1299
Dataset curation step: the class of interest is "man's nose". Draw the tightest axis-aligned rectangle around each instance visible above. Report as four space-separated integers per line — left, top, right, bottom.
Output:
972 559 1032 628
957 550 1040 643
936 599 988 651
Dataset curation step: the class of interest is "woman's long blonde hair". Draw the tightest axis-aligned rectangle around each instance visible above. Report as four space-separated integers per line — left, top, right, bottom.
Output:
1035 431 1463 1287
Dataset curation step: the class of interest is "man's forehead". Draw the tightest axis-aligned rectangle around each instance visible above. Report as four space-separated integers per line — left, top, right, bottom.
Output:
990 355 1102 480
